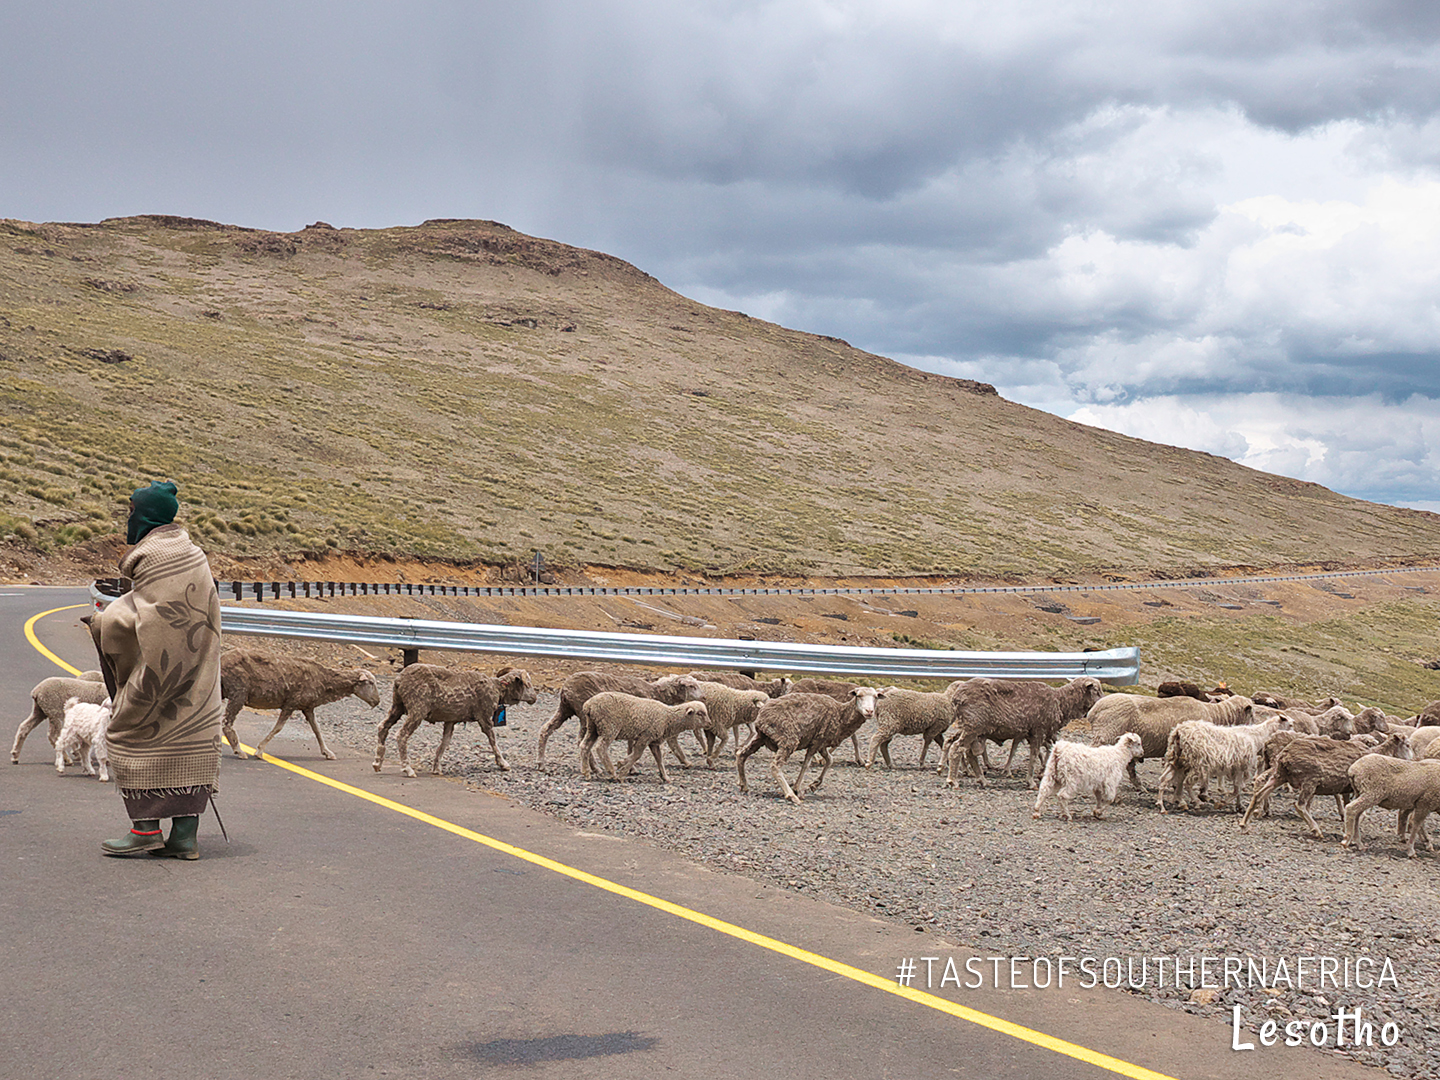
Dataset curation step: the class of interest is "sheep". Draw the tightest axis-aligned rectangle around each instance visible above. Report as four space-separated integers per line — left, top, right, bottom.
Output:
373 664 537 777
535 672 703 766
787 678 869 763
945 676 1105 788
1032 733 1144 822
737 687 884 805
1240 731 1414 837
688 671 792 698
691 682 771 764
1409 726 1440 758
1155 714 1291 813
55 696 112 781
1415 700 1440 727
220 648 381 760
1086 693 1254 793
1341 757 1440 857
1354 707 1400 735
11 672 108 764
578 693 711 782
1156 681 1230 702
865 687 953 769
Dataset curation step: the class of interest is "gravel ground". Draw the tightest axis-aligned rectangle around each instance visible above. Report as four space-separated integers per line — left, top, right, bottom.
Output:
306 684 1440 1079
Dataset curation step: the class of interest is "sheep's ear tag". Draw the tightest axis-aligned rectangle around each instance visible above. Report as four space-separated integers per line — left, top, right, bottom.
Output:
494 707 507 727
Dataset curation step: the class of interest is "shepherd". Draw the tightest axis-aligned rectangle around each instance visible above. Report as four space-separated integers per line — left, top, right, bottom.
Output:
87 480 223 860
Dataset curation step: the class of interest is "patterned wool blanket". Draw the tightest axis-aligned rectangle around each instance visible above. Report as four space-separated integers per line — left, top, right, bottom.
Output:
90 524 222 791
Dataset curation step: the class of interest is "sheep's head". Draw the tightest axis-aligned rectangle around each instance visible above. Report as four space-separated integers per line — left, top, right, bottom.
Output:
355 670 382 708
1387 733 1415 761
677 702 709 731
500 668 538 705
772 676 793 697
1117 732 1144 759
1076 677 1104 709
849 686 882 719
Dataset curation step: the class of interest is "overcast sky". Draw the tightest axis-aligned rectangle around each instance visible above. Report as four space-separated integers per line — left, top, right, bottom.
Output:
4 2 1439 509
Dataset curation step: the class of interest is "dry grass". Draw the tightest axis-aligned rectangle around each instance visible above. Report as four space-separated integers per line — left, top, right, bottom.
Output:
3 214 1440 583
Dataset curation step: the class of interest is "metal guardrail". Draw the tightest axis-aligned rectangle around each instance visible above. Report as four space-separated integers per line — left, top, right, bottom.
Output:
218 607 1141 684
209 564 1437 601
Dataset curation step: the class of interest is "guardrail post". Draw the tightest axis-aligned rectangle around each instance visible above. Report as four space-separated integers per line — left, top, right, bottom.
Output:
232 581 241 601
402 648 419 667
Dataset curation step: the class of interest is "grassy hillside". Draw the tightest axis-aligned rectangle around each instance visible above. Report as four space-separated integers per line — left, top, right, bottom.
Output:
3 214 1439 579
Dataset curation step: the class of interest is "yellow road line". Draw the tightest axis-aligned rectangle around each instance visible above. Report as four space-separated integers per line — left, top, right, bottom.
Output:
25 603 1173 1080
258 750 1176 1080
24 605 88 676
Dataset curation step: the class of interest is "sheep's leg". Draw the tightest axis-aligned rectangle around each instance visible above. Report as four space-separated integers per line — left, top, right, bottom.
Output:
805 747 835 794
372 700 407 773
649 740 669 784
1240 772 1282 832
481 722 510 772
1404 808 1430 858
253 709 295 758
736 732 770 792
1294 786 1326 839
430 722 457 775
578 728 597 779
533 703 573 767
917 734 933 768
10 703 46 764
1032 776 1054 821
1092 787 1107 820
79 738 96 777
1025 734 1044 789
615 738 648 780
770 747 802 804
864 733 886 769
665 734 692 768
1001 738 1022 776
1126 756 1145 793
95 743 108 783
54 740 66 775
1341 796 1376 849
300 708 336 760
849 732 861 766
221 696 249 759
598 736 626 780
394 717 426 779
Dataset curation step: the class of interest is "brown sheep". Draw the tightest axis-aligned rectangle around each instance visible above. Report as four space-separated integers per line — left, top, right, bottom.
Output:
945 677 1106 788
373 664 537 777
220 649 381 760
534 672 703 766
737 687 885 804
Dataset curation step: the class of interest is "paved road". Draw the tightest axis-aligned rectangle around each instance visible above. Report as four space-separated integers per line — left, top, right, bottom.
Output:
1 586 1387 1080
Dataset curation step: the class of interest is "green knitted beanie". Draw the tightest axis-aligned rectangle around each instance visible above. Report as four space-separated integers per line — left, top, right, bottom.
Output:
127 480 179 544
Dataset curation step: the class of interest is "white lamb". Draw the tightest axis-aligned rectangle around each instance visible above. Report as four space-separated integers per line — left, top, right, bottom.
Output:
1032 733 1143 822
56 696 112 781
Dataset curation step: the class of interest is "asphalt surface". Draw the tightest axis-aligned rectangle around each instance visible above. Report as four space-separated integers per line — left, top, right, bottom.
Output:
1 586 1390 1080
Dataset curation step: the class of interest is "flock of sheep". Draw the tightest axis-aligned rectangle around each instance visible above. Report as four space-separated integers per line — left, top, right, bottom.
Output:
16 650 1440 858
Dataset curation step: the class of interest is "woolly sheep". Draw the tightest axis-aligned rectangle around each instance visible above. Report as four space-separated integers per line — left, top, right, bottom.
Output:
373 664 537 777
578 693 710 782
11 672 107 764
688 671 792 698
1407 726 1440 758
535 672 703 766
1155 714 1291 813
1086 693 1254 793
1032 733 1144 822
946 677 1105 788
220 648 381 760
55 696 112 781
866 687 952 769
691 681 771 764
1240 731 1413 837
737 687 884 805
1341 756 1440 857
787 678 869 763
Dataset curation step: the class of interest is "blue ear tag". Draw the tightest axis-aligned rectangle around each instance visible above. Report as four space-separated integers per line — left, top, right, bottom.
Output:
494 706 507 727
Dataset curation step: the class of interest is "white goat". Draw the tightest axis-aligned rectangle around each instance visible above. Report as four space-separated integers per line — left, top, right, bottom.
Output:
1033 733 1144 822
55 696 112 781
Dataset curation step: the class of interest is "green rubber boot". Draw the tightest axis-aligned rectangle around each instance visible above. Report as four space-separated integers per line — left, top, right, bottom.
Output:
149 815 201 860
101 819 164 857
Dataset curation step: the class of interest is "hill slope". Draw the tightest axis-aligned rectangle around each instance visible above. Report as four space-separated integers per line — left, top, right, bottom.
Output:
2 214 1438 578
